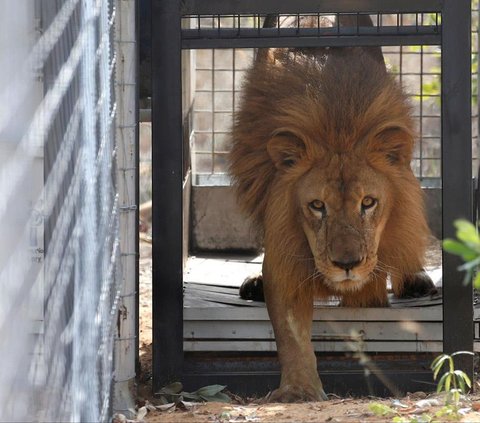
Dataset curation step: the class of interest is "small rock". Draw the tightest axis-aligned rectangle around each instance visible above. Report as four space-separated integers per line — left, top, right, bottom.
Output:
145 401 157 412
136 406 147 421
410 391 427 399
416 399 440 408
156 402 176 412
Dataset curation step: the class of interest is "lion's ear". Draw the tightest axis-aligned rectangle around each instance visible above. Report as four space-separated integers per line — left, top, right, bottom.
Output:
375 127 414 166
267 133 306 170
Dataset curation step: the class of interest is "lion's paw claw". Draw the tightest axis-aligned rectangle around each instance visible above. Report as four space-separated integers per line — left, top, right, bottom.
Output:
239 274 264 302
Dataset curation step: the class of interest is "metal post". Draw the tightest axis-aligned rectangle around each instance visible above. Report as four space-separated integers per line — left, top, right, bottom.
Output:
114 0 138 417
442 0 473 373
151 0 184 391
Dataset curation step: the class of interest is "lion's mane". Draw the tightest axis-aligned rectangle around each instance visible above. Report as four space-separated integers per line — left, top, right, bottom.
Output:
229 48 430 303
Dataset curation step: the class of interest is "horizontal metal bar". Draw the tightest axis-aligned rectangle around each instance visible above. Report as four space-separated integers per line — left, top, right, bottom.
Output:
181 353 437 397
183 33 441 49
183 340 443 352
182 25 440 39
182 0 443 15
184 305 443 321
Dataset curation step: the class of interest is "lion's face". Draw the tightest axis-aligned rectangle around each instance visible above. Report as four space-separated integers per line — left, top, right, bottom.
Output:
296 152 392 293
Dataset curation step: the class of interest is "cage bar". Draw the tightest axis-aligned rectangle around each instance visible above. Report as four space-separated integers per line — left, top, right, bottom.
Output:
182 0 443 15
151 0 184 390
151 0 474 396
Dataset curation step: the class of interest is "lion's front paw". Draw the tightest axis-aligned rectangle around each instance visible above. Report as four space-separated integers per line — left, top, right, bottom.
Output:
239 274 264 301
397 270 437 299
266 384 328 403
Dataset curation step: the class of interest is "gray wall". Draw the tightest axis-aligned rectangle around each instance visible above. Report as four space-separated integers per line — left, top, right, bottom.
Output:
191 186 442 252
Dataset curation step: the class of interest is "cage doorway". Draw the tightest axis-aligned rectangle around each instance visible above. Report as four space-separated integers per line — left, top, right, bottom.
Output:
150 0 475 397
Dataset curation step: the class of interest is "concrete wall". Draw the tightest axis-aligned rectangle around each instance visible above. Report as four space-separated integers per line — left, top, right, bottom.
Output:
191 185 262 252
191 186 442 252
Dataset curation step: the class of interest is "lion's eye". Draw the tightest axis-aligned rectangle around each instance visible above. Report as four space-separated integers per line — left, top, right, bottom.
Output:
361 196 377 210
309 200 326 215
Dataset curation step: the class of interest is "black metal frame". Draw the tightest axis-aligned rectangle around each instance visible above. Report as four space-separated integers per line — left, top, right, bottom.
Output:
151 0 473 395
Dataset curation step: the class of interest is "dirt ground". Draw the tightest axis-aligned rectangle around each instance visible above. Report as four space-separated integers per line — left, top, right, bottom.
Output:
135 238 480 423
136 397 480 423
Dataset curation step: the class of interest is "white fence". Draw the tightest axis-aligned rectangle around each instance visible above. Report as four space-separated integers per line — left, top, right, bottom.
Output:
0 1 136 421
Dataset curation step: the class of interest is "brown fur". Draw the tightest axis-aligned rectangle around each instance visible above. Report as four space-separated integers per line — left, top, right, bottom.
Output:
229 47 430 307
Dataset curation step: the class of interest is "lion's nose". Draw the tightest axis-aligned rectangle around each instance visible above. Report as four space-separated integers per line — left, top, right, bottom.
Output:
331 258 362 271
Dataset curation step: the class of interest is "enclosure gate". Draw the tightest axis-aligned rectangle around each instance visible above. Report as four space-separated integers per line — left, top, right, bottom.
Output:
151 0 473 396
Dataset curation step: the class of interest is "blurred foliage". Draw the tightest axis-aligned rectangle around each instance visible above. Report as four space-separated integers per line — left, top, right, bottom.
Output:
443 219 480 288
403 4 478 108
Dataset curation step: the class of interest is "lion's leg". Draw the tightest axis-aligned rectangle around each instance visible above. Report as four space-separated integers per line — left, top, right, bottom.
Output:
340 272 389 307
262 261 327 403
391 269 437 299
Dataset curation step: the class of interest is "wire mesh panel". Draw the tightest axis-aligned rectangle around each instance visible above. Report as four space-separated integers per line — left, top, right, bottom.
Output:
0 1 121 421
152 0 473 396
188 8 477 187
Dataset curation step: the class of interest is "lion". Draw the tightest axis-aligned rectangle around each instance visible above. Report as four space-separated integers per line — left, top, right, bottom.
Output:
228 16 437 402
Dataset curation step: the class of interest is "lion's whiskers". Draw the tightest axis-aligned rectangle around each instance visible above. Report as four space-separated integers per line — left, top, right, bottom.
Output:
292 268 321 295
375 260 402 279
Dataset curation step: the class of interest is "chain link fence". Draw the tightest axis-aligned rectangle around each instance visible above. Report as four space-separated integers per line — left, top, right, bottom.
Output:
0 1 136 421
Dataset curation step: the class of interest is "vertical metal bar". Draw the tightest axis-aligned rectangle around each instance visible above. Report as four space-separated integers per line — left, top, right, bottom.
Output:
151 0 184 390
476 2 480 221
418 46 424 181
419 15 424 181
134 0 140 378
211 49 215 174
232 47 236 128
114 0 137 416
442 0 473 373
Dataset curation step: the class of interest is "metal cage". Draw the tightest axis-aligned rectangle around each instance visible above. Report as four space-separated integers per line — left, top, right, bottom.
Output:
150 0 473 396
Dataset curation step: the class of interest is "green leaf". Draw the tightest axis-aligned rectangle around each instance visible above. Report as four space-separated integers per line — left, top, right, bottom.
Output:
456 374 466 393
431 354 449 379
431 353 447 368
195 384 227 397
419 414 433 423
457 256 480 271
437 372 449 393
368 403 397 416
442 239 478 261
474 272 480 289
180 385 230 403
445 374 451 392
450 389 461 406
157 395 169 405
199 392 231 403
180 391 201 401
454 220 480 246
408 46 422 53
450 351 475 357
158 382 183 395
453 369 472 389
